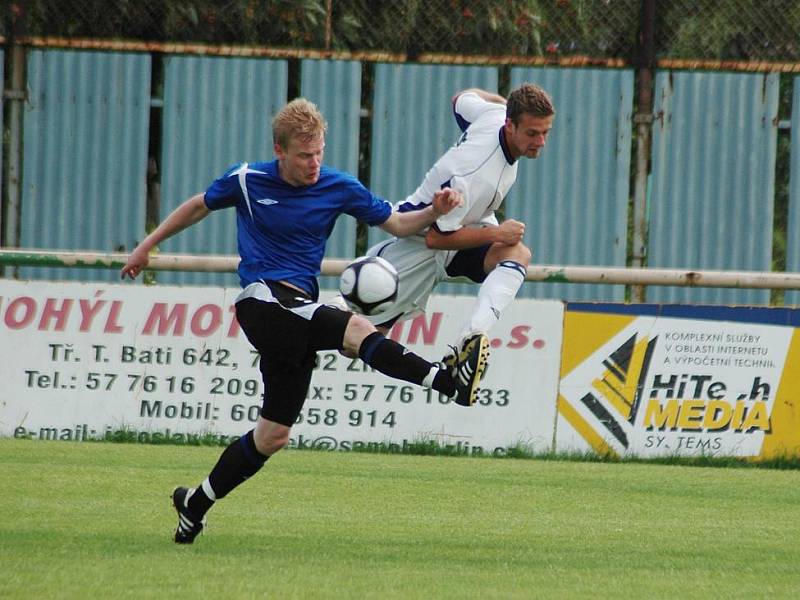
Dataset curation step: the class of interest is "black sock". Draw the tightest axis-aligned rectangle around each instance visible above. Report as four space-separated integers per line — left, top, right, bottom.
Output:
359 332 454 396
191 430 268 516
186 486 214 519
432 369 455 397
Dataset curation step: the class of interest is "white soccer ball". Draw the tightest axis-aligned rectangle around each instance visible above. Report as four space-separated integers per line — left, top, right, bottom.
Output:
339 256 399 315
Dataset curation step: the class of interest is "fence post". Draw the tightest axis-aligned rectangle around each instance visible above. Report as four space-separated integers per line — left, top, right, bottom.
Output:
325 0 333 51
2 6 26 269
631 0 656 302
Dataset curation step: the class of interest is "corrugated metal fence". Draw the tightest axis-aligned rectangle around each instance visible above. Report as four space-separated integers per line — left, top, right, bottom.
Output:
508 67 633 303
4 48 799 306
18 50 150 283
648 71 778 306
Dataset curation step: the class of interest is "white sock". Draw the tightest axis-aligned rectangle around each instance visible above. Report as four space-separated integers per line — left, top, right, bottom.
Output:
201 478 217 502
422 364 441 388
458 261 526 342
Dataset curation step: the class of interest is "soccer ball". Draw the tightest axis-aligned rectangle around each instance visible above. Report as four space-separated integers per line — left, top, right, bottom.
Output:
339 256 399 315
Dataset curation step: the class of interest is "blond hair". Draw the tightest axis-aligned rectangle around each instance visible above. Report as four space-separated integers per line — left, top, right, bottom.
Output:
506 83 555 124
272 98 328 148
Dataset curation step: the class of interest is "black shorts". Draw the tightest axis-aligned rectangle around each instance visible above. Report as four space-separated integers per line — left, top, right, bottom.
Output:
235 282 352 427
445 243 491 283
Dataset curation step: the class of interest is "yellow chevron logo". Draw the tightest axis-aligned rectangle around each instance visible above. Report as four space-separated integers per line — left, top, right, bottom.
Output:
559 321 657 455
591 333 657 423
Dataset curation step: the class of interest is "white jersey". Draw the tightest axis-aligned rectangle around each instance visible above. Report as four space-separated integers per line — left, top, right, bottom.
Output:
396 91 519 235
356 92 521 327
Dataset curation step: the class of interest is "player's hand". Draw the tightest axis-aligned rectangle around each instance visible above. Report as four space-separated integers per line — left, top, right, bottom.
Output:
496 219 525 245
431 188 463 216
120 247 150 280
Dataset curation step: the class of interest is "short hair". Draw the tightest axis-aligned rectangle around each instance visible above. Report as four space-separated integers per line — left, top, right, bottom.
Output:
272 98 328 148
506 83 555 124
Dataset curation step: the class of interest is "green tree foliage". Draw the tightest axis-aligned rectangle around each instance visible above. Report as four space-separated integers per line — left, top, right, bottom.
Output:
4 0 798 61
656 0 800 60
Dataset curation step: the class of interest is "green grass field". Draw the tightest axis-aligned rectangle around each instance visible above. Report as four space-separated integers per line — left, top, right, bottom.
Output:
1 439 799 599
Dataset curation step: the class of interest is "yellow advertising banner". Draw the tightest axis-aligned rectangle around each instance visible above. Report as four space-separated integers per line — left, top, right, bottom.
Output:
557 305 800 460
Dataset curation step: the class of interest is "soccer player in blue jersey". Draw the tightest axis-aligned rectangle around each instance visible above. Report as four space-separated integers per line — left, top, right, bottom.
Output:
353 83 554 381
120 98 488 544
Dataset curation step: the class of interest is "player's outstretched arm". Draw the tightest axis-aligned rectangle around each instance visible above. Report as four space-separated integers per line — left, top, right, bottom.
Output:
379 188 463 238
452 88 507 107
120 193 210 280
425 219 525 251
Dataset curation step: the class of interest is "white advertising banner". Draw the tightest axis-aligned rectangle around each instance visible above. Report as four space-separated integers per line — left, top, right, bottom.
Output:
0 279 563 454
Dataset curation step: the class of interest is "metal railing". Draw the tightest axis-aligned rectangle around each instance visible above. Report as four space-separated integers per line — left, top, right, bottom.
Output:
3 249 800 290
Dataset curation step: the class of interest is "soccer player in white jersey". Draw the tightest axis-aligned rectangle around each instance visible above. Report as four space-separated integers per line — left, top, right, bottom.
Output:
359 83 555 386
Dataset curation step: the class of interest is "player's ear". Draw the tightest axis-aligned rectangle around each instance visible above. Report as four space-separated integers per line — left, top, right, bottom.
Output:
274 142 285 160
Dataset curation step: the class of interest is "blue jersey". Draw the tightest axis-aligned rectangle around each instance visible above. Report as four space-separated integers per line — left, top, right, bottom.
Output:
204 160 392 298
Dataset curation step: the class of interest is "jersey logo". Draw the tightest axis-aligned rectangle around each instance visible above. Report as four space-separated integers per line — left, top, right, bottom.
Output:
255 198 279 206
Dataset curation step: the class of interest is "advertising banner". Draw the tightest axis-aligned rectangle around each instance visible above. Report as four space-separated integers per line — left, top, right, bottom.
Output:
557 304 800 459
0 279 563 454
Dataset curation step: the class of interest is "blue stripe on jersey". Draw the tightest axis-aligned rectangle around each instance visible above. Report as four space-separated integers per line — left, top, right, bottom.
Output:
396 200 430 213
396 179 453 213
453 96 471 132
454 111 471 132
204 160 391 297
498 127 516 164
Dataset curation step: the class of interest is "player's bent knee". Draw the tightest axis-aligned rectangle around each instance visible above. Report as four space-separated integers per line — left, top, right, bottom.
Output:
253 419 291 456
514 243 532 265
338 347 359 359
257 431 290 456
269 436 290 455
489 242 531 270
342 313 377 356
499 242 531 265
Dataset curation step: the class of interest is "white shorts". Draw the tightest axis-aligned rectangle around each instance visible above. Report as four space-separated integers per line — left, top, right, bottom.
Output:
362 236 461 327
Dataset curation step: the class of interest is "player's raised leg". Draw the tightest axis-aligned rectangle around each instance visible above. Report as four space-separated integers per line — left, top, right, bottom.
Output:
456 241 530 344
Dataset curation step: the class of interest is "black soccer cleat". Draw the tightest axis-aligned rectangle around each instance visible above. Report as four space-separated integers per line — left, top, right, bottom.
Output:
450 333 490 407
440 347 458 371
172 486 206 544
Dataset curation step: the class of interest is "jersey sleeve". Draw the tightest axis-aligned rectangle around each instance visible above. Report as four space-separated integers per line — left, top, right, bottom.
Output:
342 177 393 225
478 212 499 227
453 91 503 132
203 163 244 210
434 175 470 233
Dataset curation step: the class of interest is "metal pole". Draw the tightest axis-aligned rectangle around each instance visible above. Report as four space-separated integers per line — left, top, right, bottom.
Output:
2 0 27 277
631 0 656 300
3 249 800 290
4 45 24 252
325 0 333 51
